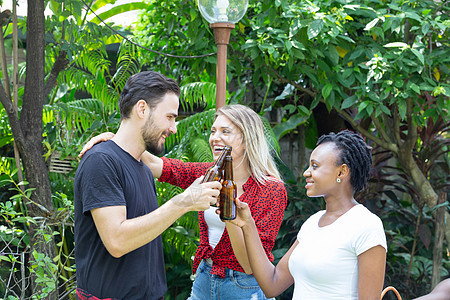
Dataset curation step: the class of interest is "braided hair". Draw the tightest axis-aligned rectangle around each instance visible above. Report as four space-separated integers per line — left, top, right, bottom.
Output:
317 130 373 194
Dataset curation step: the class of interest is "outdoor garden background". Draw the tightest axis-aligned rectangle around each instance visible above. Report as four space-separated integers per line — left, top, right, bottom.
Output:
0 0 448 299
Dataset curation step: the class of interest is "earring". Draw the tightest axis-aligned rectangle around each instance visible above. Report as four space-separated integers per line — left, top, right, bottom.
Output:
336 178 341 183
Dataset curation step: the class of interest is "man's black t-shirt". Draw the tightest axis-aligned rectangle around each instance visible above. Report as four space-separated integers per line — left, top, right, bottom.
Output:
74 140 167 299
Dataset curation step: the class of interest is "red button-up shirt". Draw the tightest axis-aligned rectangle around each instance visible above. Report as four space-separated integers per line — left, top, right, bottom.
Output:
159 157 287 278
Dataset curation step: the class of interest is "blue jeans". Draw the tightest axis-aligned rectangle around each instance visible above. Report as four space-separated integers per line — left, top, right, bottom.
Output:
187 260 274 300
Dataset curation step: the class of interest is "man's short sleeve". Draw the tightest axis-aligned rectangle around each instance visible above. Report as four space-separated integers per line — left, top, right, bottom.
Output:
77 152 126 214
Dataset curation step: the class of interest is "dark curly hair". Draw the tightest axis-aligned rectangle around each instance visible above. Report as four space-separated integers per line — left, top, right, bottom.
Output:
317 130 373 194
118 71 180 120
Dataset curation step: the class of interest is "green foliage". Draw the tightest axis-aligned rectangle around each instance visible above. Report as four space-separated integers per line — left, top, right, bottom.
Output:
134 0 216 82
29 250 58 299
0 0 446 298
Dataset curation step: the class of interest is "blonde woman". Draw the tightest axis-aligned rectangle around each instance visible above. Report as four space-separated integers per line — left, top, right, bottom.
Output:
80 104 288 299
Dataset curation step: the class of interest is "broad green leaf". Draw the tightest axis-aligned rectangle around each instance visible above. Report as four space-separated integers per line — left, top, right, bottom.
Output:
384 42 409 48
91 0 118 12
0 134 13 148
292 40 306 50
322 83 333 99
341 95 357 109
379 104 392 116
422 23 431 35
422 9 432 16
410 83 421 94
343 68 353 79
366 103 374 116
398 99 407 120
90 3 148 25
364 18 379 31
328 45 340 65
49 0 62 14
272 113 308 140
410 48 424 65
0 256 11 263
405 12 422 22
298 105 310 116
308 19 324 39
285 40 292 51
348 47 365 61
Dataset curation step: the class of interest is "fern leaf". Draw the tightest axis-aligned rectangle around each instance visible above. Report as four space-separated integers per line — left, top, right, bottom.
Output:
180 82 216 111
189 138 213 163
165 109 215 151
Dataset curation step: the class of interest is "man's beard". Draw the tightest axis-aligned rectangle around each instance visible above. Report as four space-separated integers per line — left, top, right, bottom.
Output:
141 115 169 155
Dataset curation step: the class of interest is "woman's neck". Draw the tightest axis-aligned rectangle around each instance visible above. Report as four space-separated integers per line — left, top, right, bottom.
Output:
233 159 251 186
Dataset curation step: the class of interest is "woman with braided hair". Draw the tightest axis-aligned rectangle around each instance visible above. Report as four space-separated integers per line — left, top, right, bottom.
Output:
227 130 387 299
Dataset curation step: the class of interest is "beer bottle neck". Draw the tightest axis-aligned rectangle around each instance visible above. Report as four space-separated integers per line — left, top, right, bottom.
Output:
215 146 232 168
223 156 233 180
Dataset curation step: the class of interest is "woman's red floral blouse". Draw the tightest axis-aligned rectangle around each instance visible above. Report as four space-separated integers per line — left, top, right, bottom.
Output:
159 157 288 278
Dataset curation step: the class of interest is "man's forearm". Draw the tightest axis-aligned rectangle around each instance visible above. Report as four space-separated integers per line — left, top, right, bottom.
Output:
93 194 189 258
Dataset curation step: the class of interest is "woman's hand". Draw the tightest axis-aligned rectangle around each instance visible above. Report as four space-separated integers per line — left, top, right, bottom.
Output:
225 198 255 228
79 132 115 158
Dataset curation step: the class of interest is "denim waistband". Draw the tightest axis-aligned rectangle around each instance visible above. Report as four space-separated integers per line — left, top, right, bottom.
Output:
201 259 244 278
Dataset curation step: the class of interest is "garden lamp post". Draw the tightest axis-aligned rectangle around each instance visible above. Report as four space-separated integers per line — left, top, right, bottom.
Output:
198 0 248 109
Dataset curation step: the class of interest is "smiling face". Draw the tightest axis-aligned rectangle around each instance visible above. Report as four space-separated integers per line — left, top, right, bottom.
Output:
141 92 178 155
303 142 343 198
209 114 246 164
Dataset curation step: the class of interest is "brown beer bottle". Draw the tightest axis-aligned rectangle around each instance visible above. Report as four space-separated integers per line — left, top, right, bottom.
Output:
201 145 232 183
219 153 236 221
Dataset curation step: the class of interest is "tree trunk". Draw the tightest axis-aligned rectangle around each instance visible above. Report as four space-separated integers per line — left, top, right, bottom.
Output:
396 146 438 209
396 138 450 292
432 192 447 289
20 1 57 298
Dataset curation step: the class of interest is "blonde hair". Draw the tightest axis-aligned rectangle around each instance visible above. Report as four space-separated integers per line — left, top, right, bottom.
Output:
216 104 282 184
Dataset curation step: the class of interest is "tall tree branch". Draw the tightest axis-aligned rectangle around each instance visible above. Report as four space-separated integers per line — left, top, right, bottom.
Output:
393 103 402 144
404 97 417 151
0 83 25 151
44 50 69 99
338 109 398 153
372 114 394 145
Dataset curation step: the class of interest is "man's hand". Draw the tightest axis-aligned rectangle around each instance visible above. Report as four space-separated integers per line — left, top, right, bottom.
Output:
79 132 115 158
174 176 222 211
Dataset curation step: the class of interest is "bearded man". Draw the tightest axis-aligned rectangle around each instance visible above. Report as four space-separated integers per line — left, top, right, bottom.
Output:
74 71 221 300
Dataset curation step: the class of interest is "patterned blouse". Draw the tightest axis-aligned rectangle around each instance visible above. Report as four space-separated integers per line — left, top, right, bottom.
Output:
159 157 288 278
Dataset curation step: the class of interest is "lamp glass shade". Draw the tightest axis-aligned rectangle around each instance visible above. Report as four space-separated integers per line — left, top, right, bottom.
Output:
198 0 248 23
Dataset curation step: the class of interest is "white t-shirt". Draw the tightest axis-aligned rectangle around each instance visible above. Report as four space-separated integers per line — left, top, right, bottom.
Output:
204 206 225 249
288 204 387 299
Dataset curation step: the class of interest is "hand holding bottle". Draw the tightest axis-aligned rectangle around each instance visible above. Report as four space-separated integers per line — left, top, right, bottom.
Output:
174 176 222 211
224 198 254 228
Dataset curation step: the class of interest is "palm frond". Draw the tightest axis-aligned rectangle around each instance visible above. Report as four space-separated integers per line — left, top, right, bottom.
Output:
161 221 199 265
165 109 215 152
110 54 140 94
189 137 213 163
261 115 281 155
57 68 119 110
76 49 110 76
44 98 105 132
180 82 216 111
109 39 142 92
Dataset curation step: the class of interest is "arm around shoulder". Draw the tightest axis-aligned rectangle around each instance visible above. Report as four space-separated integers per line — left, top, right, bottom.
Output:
141 150 163 178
